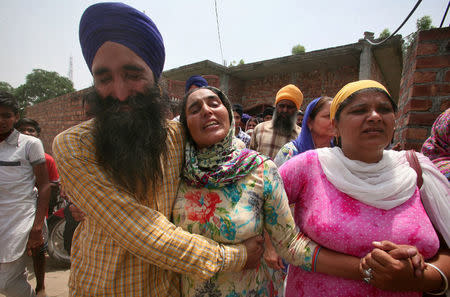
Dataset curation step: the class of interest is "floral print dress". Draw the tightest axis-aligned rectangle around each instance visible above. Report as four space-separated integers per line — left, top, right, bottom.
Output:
273 142 297 167
173 160 316 297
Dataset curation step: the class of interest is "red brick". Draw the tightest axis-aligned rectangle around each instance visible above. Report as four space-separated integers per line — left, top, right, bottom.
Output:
412 84 450 97
438 84 450 96
405 128 429 140
415 55 450 69
413 71 436 83
404 99 433 112
411 85 435 97
416 43 439 56
407 113 442 126
441 100 450 111
445 71 450 82
418 28 450 42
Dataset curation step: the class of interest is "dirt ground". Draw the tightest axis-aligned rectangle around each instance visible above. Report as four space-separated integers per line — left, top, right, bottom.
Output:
0 255 70 297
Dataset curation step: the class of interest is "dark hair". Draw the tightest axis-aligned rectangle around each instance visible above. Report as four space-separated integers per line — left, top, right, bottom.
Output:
248 117 259 124
0 91 19 114
15 118 41 134
170 99 180 115
334 88 397 122
180 86 232 141
82 88 97 117
232 103 243 117
298 110 304 116
245 116 259 130
263 106 274 117
309 96 333 121
91 83 168 201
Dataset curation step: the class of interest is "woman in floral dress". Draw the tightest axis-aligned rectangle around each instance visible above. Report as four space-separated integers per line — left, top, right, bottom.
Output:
172 86 420 297
421 108 450 181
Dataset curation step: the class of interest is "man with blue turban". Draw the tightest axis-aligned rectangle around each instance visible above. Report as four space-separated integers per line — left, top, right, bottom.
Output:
52 2 264 296
185 75 208 93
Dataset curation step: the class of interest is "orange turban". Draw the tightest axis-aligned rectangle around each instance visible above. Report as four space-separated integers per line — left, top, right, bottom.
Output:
275 84 303 110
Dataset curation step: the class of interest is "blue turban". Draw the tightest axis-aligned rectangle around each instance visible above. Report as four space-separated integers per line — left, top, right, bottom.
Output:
291 97 334 155
79 2 165 79
185 75 208 93
241 113 251 124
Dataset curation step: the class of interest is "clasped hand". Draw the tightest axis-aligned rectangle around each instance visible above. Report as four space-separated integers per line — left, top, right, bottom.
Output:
360 240 425 291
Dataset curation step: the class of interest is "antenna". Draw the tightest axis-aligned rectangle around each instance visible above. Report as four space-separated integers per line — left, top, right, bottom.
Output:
68 56 73 82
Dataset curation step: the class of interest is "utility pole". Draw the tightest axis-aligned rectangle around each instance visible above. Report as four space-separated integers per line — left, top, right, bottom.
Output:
68 56 73 82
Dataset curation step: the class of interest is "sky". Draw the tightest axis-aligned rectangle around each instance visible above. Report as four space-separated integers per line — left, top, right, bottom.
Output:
0 0 448 91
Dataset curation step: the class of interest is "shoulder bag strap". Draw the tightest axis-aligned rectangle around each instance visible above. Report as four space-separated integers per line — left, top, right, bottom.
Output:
405 149 423 189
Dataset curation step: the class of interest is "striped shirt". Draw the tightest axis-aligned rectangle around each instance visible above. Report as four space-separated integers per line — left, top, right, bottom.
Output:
52 119 246 297
250 120 301 160
236 128 251 148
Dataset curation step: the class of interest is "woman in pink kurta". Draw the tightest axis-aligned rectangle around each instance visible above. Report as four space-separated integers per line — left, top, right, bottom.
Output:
279 80 449 297
280 149 441 297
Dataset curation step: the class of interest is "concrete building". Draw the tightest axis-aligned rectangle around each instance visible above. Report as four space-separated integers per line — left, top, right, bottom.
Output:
26 28 450 153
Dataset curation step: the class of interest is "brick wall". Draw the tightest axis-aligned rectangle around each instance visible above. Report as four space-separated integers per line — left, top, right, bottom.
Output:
371 55 388 87
25 88 93 154
24 64 359 151
230 65 359 112
227 76 245 104
28 29 447 154
395 27 450 151
166 74 221 100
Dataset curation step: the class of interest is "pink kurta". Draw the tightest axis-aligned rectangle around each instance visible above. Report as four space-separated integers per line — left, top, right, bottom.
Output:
279 150 440 297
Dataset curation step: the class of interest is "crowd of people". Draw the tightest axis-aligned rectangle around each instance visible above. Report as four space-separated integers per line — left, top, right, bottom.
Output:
0 2 449 297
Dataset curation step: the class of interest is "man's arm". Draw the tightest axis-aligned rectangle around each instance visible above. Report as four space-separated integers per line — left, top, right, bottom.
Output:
28 162 51 254
53 128 260 280
249 126 258 150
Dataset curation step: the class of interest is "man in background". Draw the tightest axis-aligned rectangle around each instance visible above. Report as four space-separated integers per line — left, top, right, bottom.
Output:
297 110 304 127
262 106 274 122
185 75 208 93
250 84 303 159
0 93 51 297
232 104 251 147
15 118 60 213
15 118 60 297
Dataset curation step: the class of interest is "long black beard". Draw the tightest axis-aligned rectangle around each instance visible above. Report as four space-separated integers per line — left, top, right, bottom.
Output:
90 86 168 201
272 110 297 135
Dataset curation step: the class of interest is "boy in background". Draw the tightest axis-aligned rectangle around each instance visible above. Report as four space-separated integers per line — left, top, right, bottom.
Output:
0 92 50 297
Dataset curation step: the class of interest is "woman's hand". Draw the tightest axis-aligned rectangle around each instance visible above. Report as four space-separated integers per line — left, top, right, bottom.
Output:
375 241 426 276
263 229 285 270
264 242 285 270
360 241 425 291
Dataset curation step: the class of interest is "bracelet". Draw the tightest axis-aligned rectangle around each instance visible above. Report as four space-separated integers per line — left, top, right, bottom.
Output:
311 246 321 272
218 245 226 272
425 262 448 295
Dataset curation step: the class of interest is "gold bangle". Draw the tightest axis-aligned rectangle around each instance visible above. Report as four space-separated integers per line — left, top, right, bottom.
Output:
425 262 448 295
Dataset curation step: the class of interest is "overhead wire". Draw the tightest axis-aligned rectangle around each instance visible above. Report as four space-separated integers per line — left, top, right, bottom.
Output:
365 0 422 46
214 0 225 65
439 1 449 28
